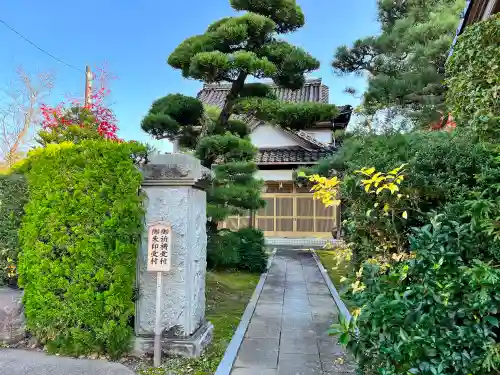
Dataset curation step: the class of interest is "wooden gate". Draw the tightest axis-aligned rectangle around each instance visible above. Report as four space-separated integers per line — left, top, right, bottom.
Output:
221 183 339 238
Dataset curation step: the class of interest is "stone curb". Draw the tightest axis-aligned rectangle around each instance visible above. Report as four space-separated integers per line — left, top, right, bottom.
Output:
311 249 352 322
213 248 277 375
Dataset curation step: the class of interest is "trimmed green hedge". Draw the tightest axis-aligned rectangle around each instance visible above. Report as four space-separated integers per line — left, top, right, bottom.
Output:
446 14 500 127
18 140 145 358
207 229 241 270
0 173 28 286
207 228 267 273
236 227 267 273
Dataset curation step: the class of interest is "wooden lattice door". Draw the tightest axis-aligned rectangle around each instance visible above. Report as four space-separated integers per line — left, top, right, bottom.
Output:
222 182 339 238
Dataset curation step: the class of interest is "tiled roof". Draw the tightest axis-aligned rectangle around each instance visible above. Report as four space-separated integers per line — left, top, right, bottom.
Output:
256 146 334 164
197 78 352 152
295 130 329 149
198 78 330 107
197 78 352 131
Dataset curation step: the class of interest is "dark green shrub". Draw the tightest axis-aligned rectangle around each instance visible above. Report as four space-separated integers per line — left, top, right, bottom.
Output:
18 140 145 358
340 211 500 375
207 229 241 270
235 228 267 273
207 228 268 273
312 129 494 268
0 173 28 286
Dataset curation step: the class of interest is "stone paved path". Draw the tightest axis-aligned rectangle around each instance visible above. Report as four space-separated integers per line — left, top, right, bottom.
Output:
231 249 355 375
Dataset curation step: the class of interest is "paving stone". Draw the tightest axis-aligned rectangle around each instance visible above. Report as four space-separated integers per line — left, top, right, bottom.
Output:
315 320 334 333
282 313 313 329
278 353 322 375
234 338 279 369
285 286 308 294
254 302 283 318
284 290 309 299
280 326 317 341
264 278 286 288
306 282 331 296
229 249 356 375
262 284 285 293
308 295 335 308
283 299 311 314
231 368 277 375
304 274 325 283
259 293 284 304
318 340 346 358
280 337 319 355
311 308 338 323
245 317 282 339
321 353 356 373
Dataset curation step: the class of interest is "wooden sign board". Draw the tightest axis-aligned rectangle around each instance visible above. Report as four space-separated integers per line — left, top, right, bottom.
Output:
147 223 172 272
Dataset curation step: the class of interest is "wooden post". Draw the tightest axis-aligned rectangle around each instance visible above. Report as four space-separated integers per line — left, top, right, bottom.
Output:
336 202 342 239
84 65 92 106
154 271 163 367
248 211 255 228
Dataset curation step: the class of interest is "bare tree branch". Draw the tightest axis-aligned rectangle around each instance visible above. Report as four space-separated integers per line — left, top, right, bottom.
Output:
0 66 54 168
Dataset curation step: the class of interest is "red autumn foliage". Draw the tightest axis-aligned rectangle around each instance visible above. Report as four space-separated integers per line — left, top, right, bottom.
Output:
40 67 119 140
429 113 457 131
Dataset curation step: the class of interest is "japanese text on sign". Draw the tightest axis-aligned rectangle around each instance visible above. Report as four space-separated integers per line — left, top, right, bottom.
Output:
147 223 171 272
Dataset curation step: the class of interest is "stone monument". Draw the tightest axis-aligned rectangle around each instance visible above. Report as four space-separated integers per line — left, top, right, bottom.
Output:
0 288 24 344
133 153 213 358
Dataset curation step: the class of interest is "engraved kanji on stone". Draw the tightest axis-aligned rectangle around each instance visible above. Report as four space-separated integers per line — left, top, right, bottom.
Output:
148 223 171 272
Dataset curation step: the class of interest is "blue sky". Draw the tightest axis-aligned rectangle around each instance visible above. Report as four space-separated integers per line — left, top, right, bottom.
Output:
0 0 380 152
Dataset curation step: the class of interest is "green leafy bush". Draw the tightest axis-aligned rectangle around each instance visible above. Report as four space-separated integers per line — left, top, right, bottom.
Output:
0 173 28 286
18 140 145 358
446 14 500 126
312 130 493 268
207 229 241 270
340 211 500 375
320 13 500 375
235 228 267 273
207 228 267 273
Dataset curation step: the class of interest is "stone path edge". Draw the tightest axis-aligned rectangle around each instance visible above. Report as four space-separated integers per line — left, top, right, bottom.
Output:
213 248 277 375
311 249 352 322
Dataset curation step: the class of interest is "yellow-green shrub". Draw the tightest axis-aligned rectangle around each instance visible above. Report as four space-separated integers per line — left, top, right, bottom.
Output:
18 140 145 358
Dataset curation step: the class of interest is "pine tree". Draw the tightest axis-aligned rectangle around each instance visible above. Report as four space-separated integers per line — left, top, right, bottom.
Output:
333 0 464 126
142 0 340 233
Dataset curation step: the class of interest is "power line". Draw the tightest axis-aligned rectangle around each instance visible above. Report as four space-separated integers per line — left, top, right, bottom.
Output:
0 18 83 73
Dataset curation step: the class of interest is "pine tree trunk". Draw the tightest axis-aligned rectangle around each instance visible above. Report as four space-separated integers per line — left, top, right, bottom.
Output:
218 73 248 126
207 219 218 237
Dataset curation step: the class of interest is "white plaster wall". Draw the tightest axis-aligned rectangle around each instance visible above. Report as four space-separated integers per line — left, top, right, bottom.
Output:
256 169 293 181
302 129 332 144
251 124 303 148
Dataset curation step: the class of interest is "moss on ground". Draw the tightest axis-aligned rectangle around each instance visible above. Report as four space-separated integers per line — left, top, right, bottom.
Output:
139 271 260 375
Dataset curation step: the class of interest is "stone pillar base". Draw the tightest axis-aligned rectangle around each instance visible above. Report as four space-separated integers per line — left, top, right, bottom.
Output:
132 321 214 358
0 288 25 344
